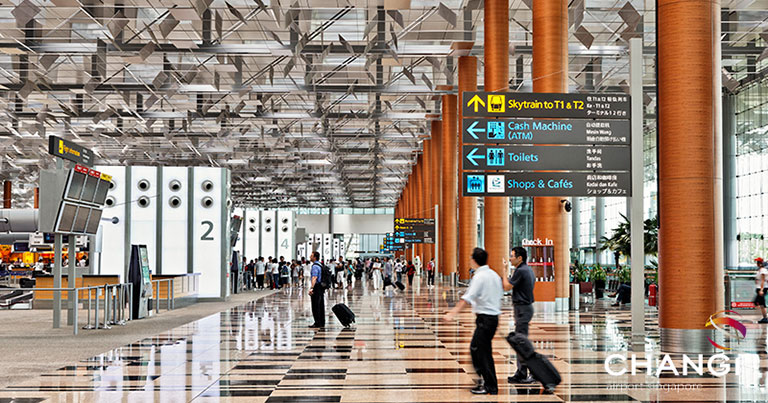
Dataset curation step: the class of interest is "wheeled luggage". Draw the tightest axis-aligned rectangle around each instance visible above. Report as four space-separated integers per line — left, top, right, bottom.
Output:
506 332 561 393
332 303 355 327
395 281 405 291
383 277 393 289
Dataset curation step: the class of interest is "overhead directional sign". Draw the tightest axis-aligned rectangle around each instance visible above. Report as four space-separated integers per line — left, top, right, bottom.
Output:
462 92 630 119
462 118 630 145
392 218 435 244
48 135 95 166
461 145 630 171
463 172 631 197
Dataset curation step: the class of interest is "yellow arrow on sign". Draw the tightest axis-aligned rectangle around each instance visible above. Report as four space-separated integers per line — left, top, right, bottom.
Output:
467 94 485 112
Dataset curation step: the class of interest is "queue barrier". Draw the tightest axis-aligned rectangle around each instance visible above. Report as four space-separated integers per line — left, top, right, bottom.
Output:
16 278 193 335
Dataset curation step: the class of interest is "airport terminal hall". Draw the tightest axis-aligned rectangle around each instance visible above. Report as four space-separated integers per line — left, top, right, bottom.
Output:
2 0 768 402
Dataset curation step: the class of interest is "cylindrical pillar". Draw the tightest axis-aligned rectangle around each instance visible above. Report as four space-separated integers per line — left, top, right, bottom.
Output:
483 0 510 276
458 56 478 281
2 181 10 208
423 138 433 265
658 0 723 352
431 120 442 273
441 95 458 276
532 0 569 306
415 154 424 262
34 187 39 209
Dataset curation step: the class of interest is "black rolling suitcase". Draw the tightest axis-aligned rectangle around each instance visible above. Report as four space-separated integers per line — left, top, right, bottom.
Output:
383 277 393 289
332 303 355 327
506 332 561 393
395 281 405 291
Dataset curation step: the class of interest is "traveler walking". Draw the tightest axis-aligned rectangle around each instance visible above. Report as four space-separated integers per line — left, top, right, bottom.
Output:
309 251 325 328
754 257 768 324
303 259 312 288
384 257 394 287
503 246 536 384
406 260 416 287
426 258 435 288
395 259 403 283
444 248 502 395
271 258 280 289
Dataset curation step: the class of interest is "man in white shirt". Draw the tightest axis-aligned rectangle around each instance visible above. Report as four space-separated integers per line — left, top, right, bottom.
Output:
754 258 768 324
444 247 502 395
255 257 266 289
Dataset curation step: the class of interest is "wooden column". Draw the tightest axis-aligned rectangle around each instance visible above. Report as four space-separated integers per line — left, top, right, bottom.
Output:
532 0 570 306
34 187 39 209
658 0 723 352
423 138 433 265
2 181 10 208
431 120 443 272
441 94 458 276
415 154 424 261
458 56 478 280
483 0 510 276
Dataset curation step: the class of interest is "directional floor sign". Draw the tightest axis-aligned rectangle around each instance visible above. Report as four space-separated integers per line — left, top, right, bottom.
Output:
462 118 630 145
463 172 631 197
463 92 630 119
462 145 630 171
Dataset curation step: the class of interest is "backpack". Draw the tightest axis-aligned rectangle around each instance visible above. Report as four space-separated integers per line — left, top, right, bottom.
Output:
317 263 334 290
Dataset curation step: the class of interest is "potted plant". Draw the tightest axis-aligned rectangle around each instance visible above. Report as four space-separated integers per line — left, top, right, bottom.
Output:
592 263 607 299
576 263 592 294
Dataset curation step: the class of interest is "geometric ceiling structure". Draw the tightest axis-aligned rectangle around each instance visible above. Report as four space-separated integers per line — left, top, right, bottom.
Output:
0 0 766 208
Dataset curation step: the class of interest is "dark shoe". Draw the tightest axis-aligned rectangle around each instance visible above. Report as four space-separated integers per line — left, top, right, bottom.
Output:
611 302 621 307
470 385 494 395
759 317 768 324
508 374 535 384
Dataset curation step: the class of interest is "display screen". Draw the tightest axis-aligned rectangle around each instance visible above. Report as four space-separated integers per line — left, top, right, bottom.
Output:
72 206 90 233
93 179 110 205
138 245 151 282
12 242 29 252
56 202 78 233
85 208 102 235
65 171 86 201
80 175 99 203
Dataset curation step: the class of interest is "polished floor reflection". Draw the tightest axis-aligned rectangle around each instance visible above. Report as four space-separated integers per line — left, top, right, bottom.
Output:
1 277 768 402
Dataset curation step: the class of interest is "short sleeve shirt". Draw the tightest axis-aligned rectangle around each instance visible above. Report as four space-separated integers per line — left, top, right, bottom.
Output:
757 267 768 289
508 263 535 305
311 263 322 281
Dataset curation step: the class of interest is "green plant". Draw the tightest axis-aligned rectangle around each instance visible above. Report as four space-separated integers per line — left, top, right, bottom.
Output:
616 265 631 284
600 214 659 262
575 262 590 282
591 263 607 282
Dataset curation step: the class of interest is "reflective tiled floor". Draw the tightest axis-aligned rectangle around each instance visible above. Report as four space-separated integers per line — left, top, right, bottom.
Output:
2 277 768 402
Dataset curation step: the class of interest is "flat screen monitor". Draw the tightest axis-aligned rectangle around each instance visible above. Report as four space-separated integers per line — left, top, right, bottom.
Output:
138 245 151 282
12 242 29 252
72 206 90 233
65 171 86 201
80 175 99 204
56 202 78 233
93 179 110 206
85 208 103 235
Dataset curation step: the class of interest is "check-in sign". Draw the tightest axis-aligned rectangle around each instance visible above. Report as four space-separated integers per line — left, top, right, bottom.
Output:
463 92 630 119
462 145 630 172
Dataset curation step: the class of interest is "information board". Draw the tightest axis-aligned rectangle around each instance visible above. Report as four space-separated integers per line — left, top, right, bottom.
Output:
462 172 631 197
462 118 630 145
48 135 95 166
392 218 435 245
462 92 630 119
462 145 630 171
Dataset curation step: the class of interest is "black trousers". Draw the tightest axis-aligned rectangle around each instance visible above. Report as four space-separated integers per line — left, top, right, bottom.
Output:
407 273 414 286
311 283 325 326
256 274 264 289
471 314 499 392
513 304 534 377
427 271 434 285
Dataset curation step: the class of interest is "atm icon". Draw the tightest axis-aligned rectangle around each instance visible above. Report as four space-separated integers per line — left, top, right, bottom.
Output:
488 94 505 113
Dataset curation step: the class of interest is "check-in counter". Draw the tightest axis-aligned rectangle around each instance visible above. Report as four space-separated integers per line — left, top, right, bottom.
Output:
34 274 120 300
150 273 200 304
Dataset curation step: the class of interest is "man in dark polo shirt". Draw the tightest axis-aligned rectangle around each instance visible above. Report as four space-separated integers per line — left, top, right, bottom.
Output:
502 246 535 384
